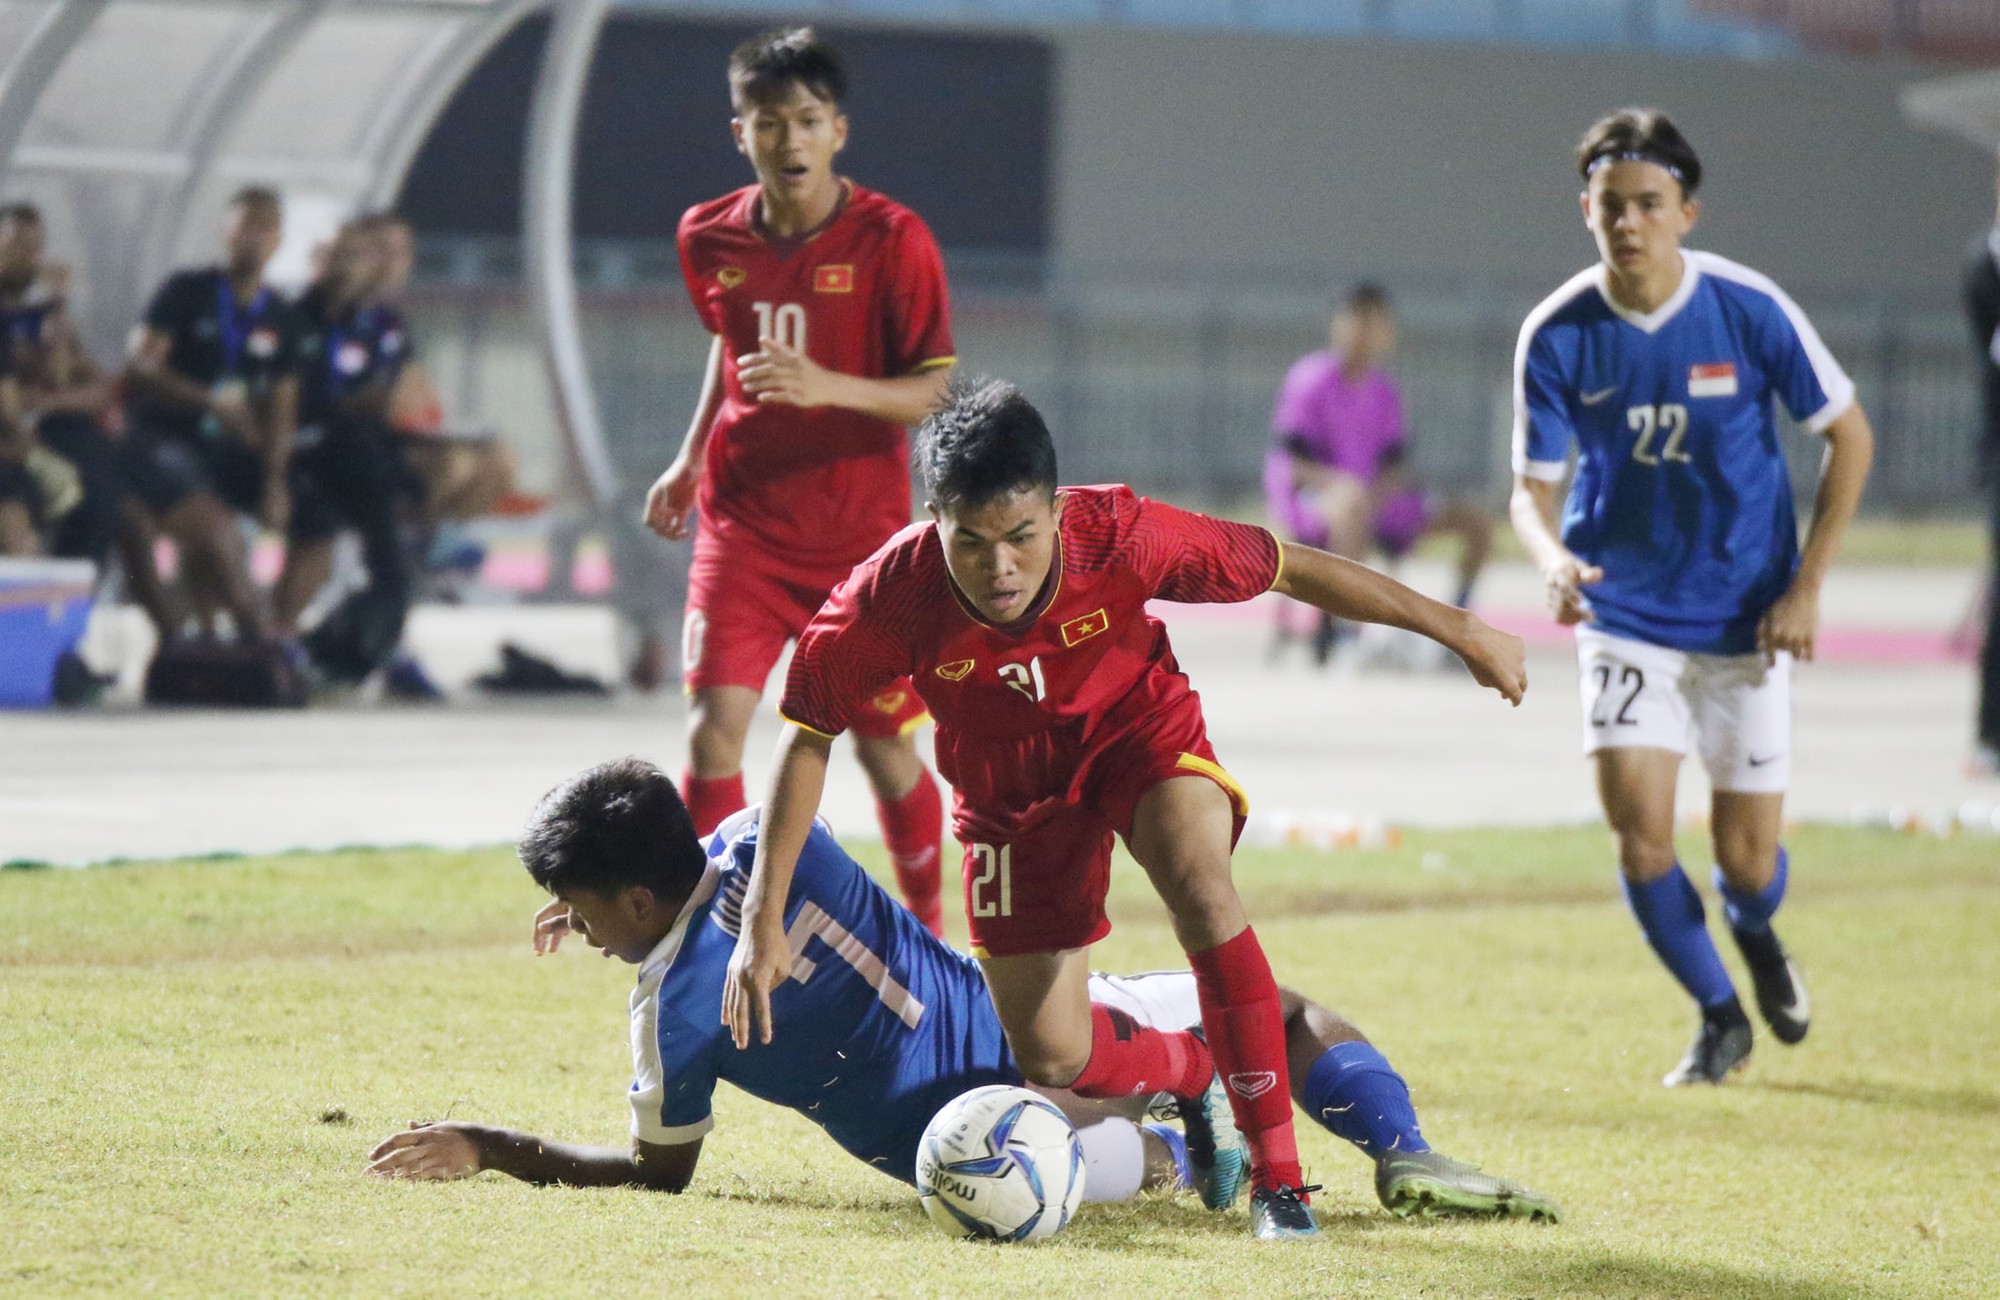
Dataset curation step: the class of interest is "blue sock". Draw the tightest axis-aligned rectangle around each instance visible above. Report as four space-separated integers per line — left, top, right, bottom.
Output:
1141 1122 1192 1189
1302 1041 1429 1157
1623 864 1738 1011
1715 846 1788 935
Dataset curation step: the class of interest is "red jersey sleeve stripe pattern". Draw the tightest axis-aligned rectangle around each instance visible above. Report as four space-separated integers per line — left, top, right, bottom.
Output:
1121 492 1283 604
779 527 936 738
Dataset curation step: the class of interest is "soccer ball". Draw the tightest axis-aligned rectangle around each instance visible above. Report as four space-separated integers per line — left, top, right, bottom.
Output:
915 1085 1086 1243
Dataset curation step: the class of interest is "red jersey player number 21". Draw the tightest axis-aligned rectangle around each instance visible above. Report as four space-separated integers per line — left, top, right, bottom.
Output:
730 379 1527 1241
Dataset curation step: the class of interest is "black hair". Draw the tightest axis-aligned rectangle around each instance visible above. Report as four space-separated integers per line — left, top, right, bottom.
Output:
915 376 1058 511
228 185 282 217
517 757 707 902
1576 107 1702 198
0 202 42 227
1341 281 1391 315
729 25 846 109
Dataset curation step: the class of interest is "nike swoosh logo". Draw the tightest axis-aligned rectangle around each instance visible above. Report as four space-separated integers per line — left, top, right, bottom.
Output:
1747 753 1783 767
1776 963 1810 1019
1579 386 1619 406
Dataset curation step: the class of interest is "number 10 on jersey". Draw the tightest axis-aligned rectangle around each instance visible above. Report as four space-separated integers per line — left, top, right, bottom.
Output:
751 301 806 350
969 843 1012 918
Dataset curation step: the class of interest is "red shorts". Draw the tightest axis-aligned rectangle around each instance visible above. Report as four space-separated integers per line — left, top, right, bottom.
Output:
683 528 927 740
953 691 1249 960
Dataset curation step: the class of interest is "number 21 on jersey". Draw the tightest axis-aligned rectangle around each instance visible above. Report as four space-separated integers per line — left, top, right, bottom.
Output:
1000 657 1046 702
968 843 1012 918
751 301 806 350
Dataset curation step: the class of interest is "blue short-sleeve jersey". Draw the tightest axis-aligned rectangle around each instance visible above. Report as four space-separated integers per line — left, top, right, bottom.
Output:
628 809 1016 1184
1511 251 1856 653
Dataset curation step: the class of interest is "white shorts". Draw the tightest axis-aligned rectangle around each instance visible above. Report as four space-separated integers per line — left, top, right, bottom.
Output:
1575 626 1792 794
1086 970 1201 1033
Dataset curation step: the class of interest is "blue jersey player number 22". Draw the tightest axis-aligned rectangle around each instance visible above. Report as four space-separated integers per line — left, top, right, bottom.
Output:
1507 108 1874 1092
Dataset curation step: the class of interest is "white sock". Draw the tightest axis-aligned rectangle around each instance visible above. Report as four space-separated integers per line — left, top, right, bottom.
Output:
1075 1116 1145 1204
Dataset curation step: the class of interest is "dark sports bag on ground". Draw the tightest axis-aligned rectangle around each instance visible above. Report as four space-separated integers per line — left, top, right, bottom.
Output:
303 585 408 687
143 639 308 708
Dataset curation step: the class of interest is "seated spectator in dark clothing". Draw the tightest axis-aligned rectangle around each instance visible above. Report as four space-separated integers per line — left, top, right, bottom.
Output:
270 217 412 682
0 201 122 567
372 214 516 533
0 351 37 555
120 185 301 644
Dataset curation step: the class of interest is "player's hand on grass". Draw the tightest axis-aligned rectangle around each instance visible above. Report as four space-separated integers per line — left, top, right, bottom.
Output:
1541 554 1602 626
1455 616 1528 706
737 336 835 409
721 916 791 1050
532 898 572 955
365 1122 483 1181
644 454 700 540
1757 580 1820 665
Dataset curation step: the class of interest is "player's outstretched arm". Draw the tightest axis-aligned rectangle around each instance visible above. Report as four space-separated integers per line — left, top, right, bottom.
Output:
366 1121 700 1192
1508 475 1601 626
721 724 836 1049
1758 401 1875 665
1273 541 1526 705
736 336 952 427
645 334 726 540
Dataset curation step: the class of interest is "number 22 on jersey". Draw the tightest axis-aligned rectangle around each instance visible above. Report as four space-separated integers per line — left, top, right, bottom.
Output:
751 301 806 350
1628 403 1691 467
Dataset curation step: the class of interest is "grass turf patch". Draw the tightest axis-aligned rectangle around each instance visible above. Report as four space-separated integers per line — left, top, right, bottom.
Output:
5 828 1994 1297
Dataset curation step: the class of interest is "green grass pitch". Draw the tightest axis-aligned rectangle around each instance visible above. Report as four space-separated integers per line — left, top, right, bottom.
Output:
4 826 1995 1297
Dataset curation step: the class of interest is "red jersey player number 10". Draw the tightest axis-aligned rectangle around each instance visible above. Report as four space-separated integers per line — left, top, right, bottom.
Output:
749 301 806 351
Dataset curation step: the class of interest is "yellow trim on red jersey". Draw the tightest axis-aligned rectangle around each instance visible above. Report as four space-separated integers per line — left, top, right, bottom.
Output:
968 942 990 959
1174 752 1250 818
1266 534 1288 594
896 711 933 738
778 711 841 740
911 355 958 373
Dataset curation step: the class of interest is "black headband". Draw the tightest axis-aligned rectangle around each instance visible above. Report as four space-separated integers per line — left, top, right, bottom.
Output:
1585 150 1686 183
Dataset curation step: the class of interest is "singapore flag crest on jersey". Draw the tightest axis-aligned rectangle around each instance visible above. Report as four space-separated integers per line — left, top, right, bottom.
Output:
1688 362 1738 398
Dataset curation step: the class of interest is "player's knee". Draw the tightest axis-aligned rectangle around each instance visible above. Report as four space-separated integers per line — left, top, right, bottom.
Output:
1147 854 1236 919
1011 1039 1089 1089
687 701 752 769
1710 826 1776 879
1610 830 1676 882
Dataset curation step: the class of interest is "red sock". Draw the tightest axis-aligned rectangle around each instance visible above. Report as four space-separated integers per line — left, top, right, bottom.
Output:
1068 1004 1213 1100
876 768 945 936
1189 926 1304 1193
682 770 745 839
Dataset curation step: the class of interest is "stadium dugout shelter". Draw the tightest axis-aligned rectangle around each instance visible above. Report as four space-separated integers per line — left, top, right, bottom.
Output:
0 0 618 509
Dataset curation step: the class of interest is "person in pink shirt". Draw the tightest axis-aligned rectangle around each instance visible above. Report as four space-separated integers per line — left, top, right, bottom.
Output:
1264 283 1492 660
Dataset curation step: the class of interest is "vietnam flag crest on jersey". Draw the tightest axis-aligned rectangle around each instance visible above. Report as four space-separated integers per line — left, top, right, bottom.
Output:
1059 608 1111 647
814 264 855 294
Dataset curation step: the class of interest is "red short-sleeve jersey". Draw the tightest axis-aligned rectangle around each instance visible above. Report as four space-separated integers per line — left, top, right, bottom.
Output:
780 486 1281 814
677 183 956 569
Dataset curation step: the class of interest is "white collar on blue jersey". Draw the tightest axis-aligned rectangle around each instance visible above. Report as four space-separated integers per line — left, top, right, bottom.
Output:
636 859 725 978
1594 252 1703 335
